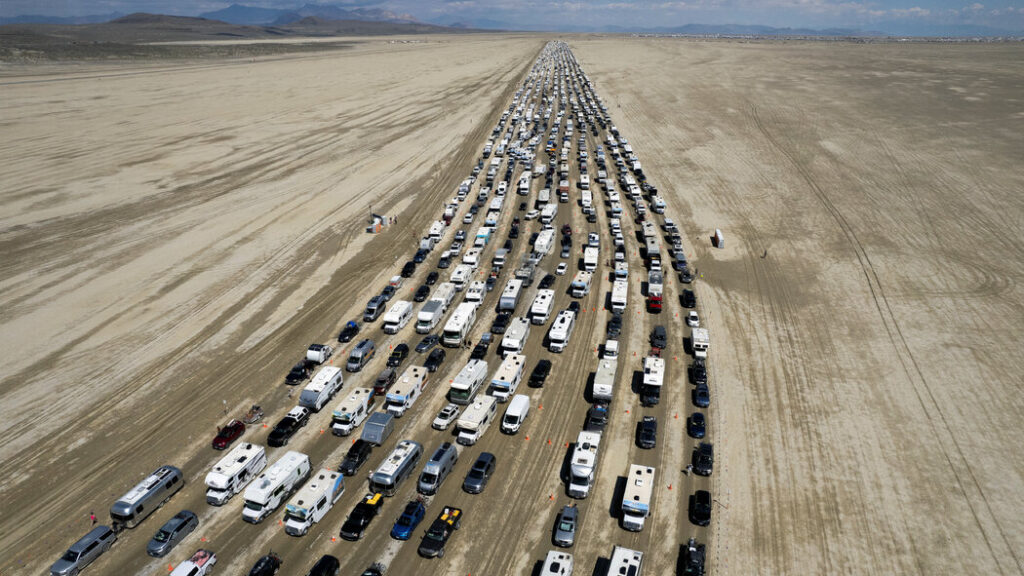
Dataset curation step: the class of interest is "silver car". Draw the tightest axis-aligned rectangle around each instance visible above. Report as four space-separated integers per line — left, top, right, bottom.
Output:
50 525 116 576
553 505 578 547
146 510 198 557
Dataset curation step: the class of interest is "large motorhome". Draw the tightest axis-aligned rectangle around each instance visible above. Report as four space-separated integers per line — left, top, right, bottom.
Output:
534 228 555 257
242 451 311 524
455 396 498 446
583 246 599 272
591 358 618 402
382 300 414 335
416 300 445 334
530 289 555 325
548 310 576 353
499 278 524 312
489 353 525 402
610 279 628 314
330 388 376 436
385 366 428 418
299 366 343 412
110 465 184 529
442 302 478 347
621 464 655 531
283 469 345 536
368 440 423 496
691 327 710 358
570 271 593 298
450 264 473 291
568 431 601 499
640 356 665 406
205 443 268 506
607 546 644 576
500 317 531 356
448 359 489 405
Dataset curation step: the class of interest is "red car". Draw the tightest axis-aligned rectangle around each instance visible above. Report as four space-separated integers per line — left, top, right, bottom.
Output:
212 419 245 450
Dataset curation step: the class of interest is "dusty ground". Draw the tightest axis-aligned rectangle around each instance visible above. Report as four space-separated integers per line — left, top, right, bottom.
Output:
2 34 1022 576
573 38 1024 575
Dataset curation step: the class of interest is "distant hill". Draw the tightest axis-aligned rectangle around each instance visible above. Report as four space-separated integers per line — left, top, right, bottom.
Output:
199 3 419 26
196 4 288 26
0 12 121 25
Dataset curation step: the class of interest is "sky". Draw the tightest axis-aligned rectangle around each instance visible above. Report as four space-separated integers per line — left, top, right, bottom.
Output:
4 0 1024 32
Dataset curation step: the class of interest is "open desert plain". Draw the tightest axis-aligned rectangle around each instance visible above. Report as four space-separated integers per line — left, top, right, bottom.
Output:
1 31 1022 576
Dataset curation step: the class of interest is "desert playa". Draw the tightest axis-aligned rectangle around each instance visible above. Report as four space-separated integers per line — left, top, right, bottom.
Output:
1 32 1022 576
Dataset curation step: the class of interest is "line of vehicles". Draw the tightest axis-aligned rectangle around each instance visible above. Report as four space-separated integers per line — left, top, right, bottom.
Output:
51 41 716 576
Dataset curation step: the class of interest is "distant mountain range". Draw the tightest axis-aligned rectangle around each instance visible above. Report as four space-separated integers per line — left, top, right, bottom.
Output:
198 3 419 26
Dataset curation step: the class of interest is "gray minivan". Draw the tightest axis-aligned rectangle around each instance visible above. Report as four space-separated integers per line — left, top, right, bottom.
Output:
146 509 198 557
50 525 116 576
363 295 386 322
417 442 458 496
346 339 376 373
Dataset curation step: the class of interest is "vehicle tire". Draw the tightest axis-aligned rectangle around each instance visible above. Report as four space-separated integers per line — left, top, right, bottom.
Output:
438 548 445 559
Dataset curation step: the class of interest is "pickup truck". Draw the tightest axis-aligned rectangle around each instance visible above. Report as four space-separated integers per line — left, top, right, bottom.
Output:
340 493 384 541
417 506 462 558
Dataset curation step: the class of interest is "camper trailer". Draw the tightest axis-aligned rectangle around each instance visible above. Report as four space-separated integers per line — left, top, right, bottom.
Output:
242 451 311 524
368 440 423 496
299 366 343 412
385 366 428 418
110 465 184 530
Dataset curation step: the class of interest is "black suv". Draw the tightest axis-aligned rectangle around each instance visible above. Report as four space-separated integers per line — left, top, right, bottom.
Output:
689 358 707 385
414 285 431 302
340 493 384 541
338 321 360 343
529 359 552 387
491 311 512 334
387 344 409 368
681 289 696 308
606 313 623 339
285 360 314 385
425 348 446 373
339 439 372 476
425 271 439 285
692 443 714 476
584 401 609 431
689 490 712 526
650 325 667 349
637 416 657 449
267 408 310 447
401 261 417 278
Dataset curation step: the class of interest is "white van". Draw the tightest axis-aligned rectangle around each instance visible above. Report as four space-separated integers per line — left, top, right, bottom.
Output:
382 300 413 335
501 394 530 434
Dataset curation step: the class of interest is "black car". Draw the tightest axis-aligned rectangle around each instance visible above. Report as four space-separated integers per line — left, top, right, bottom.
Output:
414 285 430 302
692 442 714 476
248 553 282 576
689 359 707 385
586 212 597 223
361 563 386 576
425 271 439 285
693 382 710 408
414 248 430 264
509 225 519 239
267 407 310 447
689 490 712 526
568 301 581 314
418 506 463 558
387 344 409 368
416 334 439 353
438 257 451 269
637 416 657 449
463 452 496 494
425 348 446 372
491 311 512 334
306 555 340 576
470 341 489 360
584 401 609 431
650 325 667 349
681 289 697 308
519 201 527 211
285 360 314 385
338 321 360 343
529 359 552 387
687 412 706 439
640 382 660 407
381 285 397 301
539 274 556 289
503 239 514 252
682 537 706 576
529 232 539 246
401 261 417 278
339 439 372 476
340 493 384 541
606 314 623 339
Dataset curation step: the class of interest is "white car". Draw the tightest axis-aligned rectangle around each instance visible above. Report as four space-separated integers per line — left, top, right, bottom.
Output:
556 262 568 275
170 550 217 576
432 404 460 431
463 213 474 224
687 311 700 327
525 209 540 220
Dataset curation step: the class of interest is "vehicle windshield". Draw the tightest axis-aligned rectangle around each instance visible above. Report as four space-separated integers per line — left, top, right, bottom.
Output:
244 501 264 512
153 530 171 542
421 473 437 484
61 550 80 562
559 521 574 531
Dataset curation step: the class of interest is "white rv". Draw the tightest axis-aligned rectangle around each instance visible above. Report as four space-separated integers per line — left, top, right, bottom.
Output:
368 440 423 496
591 358 618 402
607 547 644 575
568 430 601 499
416 300 445 334
621 464 655 531
499 278 524 312
442 302 478 347
462 247 482 269
299 366 343 412
330 388 375 436
541 551 574 576
610 279 628 314
242 451 311 524
581 189 593 210
530 289 555 325
455 396 498 446
450 264 473 291
583 246 599 272
534 228 555 256
465 280 486 303
205 443 268 506
641 356 666 406
382 300 413 335
283 469 345 536
648 270 664 296
570 271 593 298
489 353 525 402
540 203 558 225
448 359 489 405
432 282 457 308
385 366 427 418
548 310 576 353
428 221 447 242
691 327 710 358
501 317 531 356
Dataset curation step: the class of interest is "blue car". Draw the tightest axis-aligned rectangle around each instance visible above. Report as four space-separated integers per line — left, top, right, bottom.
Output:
391 500 426 540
